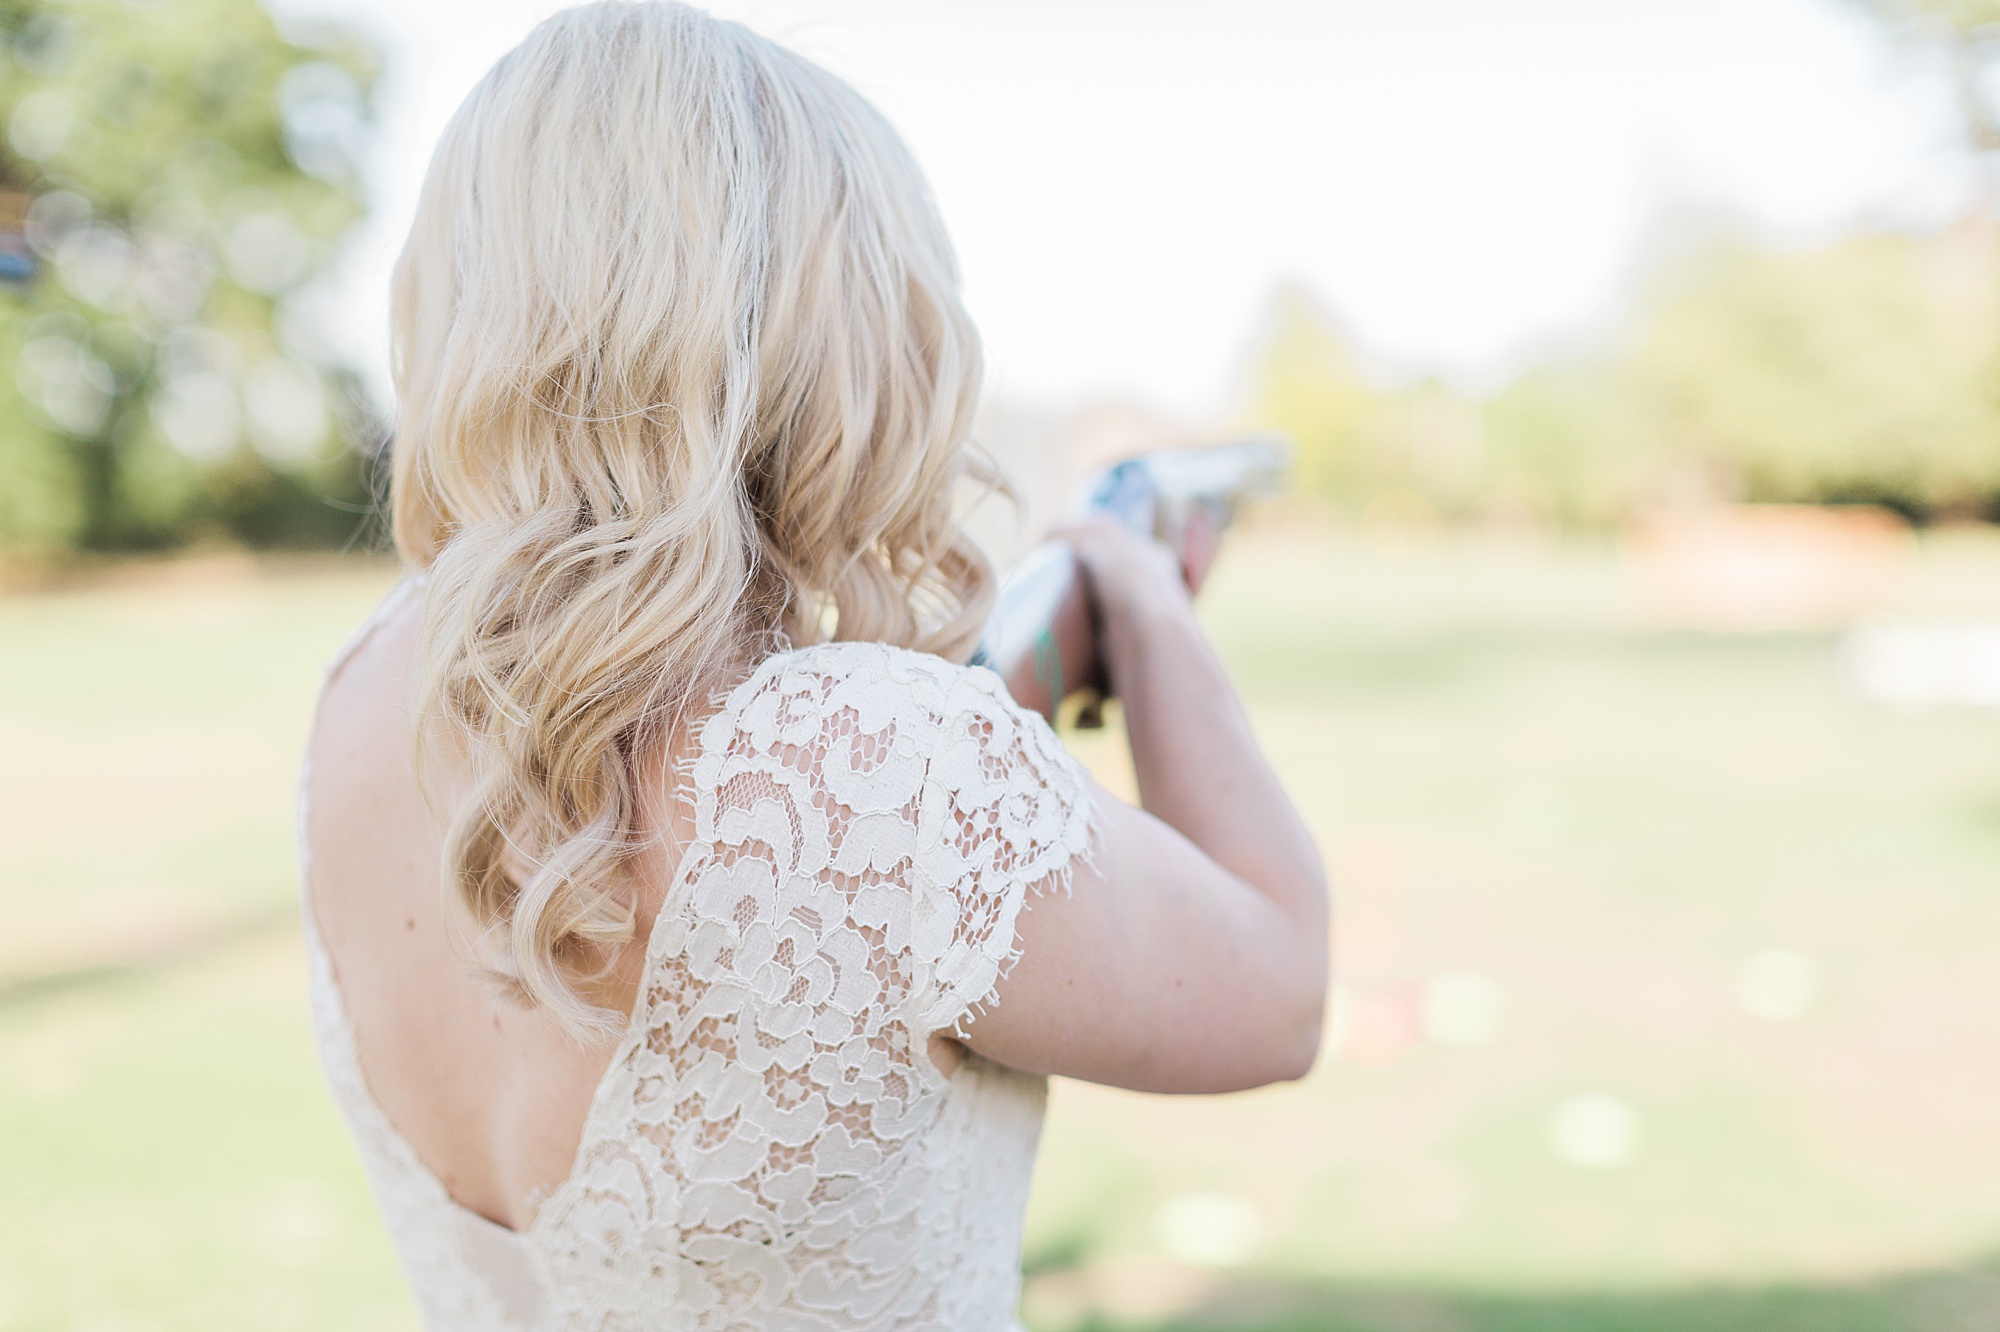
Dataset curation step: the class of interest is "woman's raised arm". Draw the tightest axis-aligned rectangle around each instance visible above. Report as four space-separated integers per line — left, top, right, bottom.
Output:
963 521 1330 1093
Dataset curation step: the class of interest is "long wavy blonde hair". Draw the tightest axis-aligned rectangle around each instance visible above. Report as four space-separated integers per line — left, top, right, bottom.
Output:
390 1 996 1037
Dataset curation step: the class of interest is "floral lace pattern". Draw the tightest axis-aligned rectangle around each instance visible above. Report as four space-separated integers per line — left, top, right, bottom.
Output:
304 623 1094 1331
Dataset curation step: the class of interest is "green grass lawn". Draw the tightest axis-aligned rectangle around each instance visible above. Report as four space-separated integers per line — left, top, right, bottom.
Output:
0 556 411 1331
3 530 2000 1330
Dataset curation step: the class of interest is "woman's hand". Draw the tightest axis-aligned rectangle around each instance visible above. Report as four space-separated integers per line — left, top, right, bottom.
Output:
1050 518 1190 638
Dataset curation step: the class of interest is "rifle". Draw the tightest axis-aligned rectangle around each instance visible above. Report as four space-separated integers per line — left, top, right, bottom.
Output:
971 433 1290 726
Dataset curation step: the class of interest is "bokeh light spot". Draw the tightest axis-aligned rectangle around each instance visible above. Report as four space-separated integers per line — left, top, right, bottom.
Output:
1424 972 1502 1047
1152 1192 1262 1268
1549 1093 1642 1169
1738 948 1820 1022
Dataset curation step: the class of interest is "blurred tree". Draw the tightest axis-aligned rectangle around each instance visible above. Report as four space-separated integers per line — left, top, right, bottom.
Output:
1243 285 1382 499
1244 221 2000 527
1850 0 2000 204
1628 231 2000 515
1480 366 1657 528
1244 286 1484 521
0 0 380 553
1246 8 2000 530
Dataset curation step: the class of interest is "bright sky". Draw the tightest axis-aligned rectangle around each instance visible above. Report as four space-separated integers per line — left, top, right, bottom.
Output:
266 0 1965 418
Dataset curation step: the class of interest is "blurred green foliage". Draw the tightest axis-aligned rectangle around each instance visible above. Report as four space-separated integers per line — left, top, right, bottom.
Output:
1849 0 2000 186
1248 224 2000 527
1857 0 2000 33
1248 0 2000 530
1248 288 1492 524
0 0 381 554
1630 231 2000 513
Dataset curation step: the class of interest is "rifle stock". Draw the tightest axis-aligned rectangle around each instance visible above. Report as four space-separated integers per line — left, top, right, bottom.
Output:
971 433 1290 724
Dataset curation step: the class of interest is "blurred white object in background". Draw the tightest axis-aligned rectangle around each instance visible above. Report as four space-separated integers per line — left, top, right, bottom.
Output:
1424 972 1502 1047
1152 1192 1262 1268
1839 620 2000 708
1548 1093 1642 1169
1737 948 1820 1021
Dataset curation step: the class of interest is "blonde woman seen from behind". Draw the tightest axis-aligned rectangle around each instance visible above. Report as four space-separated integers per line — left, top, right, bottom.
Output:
299 5 1328 1328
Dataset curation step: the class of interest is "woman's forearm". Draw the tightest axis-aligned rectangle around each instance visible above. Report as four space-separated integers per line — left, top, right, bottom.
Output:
1099 588 1326 933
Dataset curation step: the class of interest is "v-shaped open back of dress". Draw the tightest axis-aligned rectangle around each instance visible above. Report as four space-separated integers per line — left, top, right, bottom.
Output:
298 578 1094 1330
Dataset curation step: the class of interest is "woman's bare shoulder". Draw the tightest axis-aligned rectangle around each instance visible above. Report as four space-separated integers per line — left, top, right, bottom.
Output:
308 583 428 854
320 578 425 713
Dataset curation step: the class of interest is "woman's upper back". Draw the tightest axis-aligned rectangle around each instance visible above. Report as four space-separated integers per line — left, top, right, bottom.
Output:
302 580 1095 1329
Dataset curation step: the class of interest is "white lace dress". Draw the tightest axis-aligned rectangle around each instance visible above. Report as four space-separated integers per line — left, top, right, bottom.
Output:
299 583 1096 1330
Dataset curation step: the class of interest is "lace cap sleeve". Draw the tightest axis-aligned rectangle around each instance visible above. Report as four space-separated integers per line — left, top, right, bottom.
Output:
535 642 1081 1325
691 641 1095 1038
901 654 1097 1040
